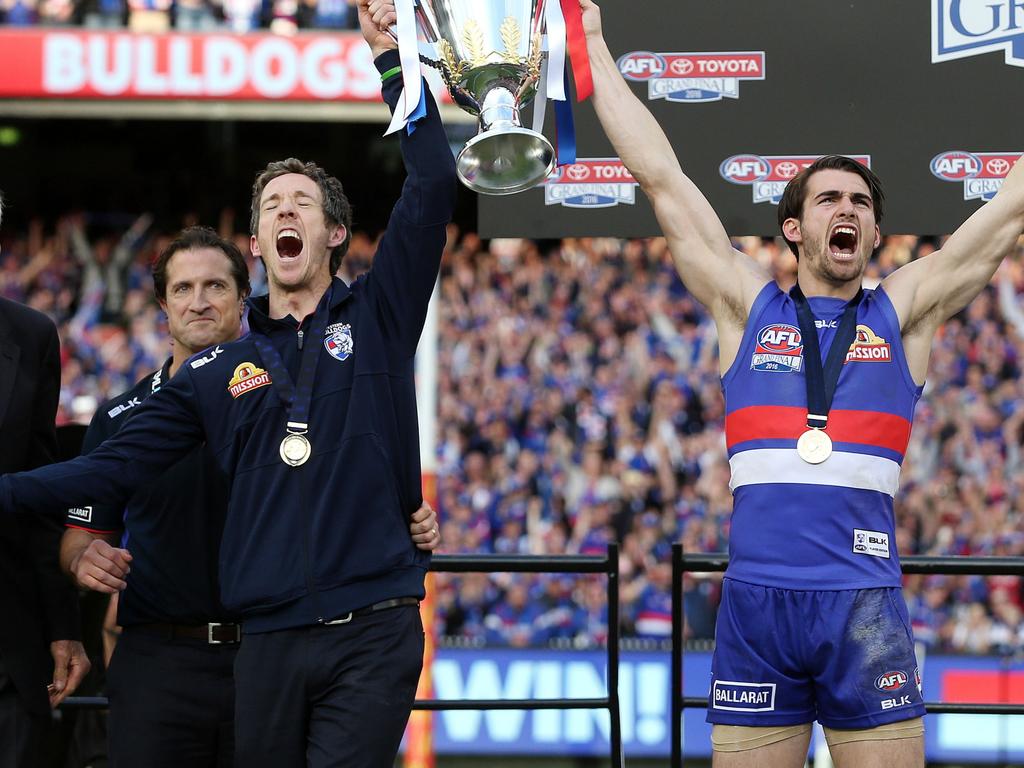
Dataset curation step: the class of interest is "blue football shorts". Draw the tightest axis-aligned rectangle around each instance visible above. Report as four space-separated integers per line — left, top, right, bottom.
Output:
707 578 926 729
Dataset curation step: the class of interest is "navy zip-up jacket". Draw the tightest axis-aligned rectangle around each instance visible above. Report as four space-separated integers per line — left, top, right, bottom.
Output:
0 51 457 633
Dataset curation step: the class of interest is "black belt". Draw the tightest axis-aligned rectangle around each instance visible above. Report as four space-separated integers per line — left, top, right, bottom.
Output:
132 621 242 645
323 597 420 625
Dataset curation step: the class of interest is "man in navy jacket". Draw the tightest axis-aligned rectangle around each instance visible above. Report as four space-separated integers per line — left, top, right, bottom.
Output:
0 1 457 763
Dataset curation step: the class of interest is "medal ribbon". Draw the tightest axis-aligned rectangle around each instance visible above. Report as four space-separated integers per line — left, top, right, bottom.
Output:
791 284 863 431
250 285 334 440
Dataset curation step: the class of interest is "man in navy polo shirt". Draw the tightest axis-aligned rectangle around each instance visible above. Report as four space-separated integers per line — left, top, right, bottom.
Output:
1 1 457 763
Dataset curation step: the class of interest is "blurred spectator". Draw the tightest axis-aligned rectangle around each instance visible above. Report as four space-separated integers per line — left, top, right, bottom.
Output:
1 0 37 25
127 0 171 32
221 0 259 32
82 0 125 27
174 0 215 29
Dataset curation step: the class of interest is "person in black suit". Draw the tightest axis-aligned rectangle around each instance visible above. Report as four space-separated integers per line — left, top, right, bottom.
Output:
0 192 90 768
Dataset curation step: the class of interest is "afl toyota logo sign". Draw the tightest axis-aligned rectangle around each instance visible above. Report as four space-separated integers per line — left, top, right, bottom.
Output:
930 150 1021 201
617 51 765 103
543 159 639 209
720 154 872 205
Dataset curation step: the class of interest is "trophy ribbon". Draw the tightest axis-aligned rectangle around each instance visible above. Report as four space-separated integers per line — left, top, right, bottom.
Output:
559 0 592 100
544 0 567 101
385 0 426 136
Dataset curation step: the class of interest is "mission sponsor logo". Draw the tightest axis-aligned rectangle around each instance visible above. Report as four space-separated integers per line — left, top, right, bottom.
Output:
543 160 638 209
617 51 765 103
930 150 1022 201
875 670 910 692
720 154 872 205
751 323 803 372
227 362 271 398
845 325 892 363
932 0 1024 67
712 680 776 712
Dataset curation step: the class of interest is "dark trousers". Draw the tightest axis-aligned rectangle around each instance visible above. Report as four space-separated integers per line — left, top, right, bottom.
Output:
234 605 423 768
0 657 47 768
107 627 236 768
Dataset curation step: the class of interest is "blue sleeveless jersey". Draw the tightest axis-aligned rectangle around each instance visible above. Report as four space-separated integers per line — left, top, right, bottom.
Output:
721 283 922 589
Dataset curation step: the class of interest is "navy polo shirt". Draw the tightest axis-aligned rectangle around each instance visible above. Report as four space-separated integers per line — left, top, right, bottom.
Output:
65 360 236 626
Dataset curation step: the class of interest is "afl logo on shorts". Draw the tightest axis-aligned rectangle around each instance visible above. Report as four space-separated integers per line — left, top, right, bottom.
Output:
324 323 354 362
751 324 803 372
875 670 909 692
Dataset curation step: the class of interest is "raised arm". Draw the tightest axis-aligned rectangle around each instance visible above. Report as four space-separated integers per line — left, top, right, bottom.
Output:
580 0 770 367
882 156 1024 382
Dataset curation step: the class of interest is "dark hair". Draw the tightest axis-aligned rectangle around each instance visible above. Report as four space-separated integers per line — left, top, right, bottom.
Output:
777 155 885 257
152 226 251 302
249 158 353 275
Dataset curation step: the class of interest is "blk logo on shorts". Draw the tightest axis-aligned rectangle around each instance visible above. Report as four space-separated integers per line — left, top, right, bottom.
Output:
711 680 776 712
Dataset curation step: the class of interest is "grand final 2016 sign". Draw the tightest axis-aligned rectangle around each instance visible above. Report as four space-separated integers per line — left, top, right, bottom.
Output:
479 0 1024 238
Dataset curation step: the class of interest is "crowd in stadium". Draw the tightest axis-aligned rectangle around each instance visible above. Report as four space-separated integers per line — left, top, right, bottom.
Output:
0 0 360 34
0 213 1021 654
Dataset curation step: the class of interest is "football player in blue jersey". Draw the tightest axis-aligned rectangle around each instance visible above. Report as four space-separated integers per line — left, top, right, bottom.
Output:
581 1 1024 766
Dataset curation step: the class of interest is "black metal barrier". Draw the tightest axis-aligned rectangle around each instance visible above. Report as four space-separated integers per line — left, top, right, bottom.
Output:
63 546 625 767
670 545 1024 768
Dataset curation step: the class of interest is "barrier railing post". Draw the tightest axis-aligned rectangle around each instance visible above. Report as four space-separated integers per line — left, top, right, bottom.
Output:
671 542 683 768
607 543 623 768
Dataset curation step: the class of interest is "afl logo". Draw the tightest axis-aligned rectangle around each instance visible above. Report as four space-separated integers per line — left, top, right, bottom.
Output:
720 155 770 185
617 51 666 81
930 151 981 181
875 670 909 692
755 324 802 354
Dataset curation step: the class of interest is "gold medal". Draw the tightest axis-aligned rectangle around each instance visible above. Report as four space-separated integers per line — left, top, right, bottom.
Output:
280 433 312 467
796 428 832 464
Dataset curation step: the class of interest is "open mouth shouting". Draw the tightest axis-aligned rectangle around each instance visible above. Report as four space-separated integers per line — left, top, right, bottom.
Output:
828 223 859 259
277 228 303 259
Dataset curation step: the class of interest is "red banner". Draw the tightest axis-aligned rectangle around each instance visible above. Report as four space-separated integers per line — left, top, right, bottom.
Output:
0 29 391 101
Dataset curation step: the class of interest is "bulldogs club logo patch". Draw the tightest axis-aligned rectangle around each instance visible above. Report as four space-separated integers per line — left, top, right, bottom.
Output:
324 323 354 361
720 154 872 205
543 159 638 209
751 324 803 372
930 150 1022 201
617 50 765 103
846 325 892 363
228 362 271 398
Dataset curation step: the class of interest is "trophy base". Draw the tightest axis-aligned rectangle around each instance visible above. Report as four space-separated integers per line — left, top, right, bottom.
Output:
456 127 555 195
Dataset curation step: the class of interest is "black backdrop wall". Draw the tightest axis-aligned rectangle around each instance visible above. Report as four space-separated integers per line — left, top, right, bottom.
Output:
478 0 1024 238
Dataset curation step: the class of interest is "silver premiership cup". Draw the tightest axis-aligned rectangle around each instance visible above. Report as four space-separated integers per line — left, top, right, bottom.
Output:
418 0 555 195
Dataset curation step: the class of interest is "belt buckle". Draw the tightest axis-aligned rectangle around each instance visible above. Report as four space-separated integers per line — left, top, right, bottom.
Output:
324 613 353 626
207 622 239 644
